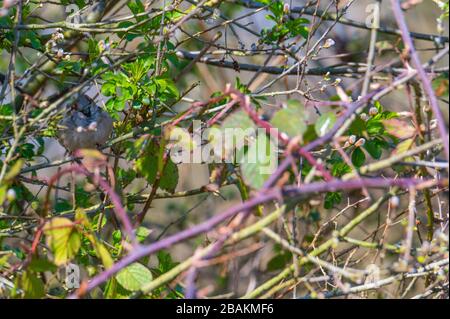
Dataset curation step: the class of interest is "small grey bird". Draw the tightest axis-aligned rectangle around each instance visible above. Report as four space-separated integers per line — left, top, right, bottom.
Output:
58 94 113 152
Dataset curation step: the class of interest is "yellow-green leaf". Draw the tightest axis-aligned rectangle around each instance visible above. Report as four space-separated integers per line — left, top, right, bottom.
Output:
21 271 45 299
270 100 306 138
4 159 24 182
116 262 153 292
43 217 81 266
241 134 278 189
315 112 336 137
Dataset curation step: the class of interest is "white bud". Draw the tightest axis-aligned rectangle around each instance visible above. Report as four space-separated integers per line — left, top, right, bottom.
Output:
6 188 16 201
348 135 357 144
283 3 290 14
76 126 84 133
323 38 336 49
355 138 366 147
369 107 378 116
389 196 400 208
360 113 368 121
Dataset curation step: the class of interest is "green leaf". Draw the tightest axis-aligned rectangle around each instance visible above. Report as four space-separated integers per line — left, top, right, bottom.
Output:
315 112 336 137
324 191 342 209
135 142 179 193
221 110 255 131
101 82 116 96
348 117 366 135
157 251 178 273
240 134 278 189
270 100 306 138
104 277 134 299
28 258 57 272
267 252 292 271
43 217 81 266
366 120 384 135
4 159 24 181
136 226 152 243
351 147 366 167
116 262 153 292
21 271 45 299
0 185 6 206
0 253 11 268
364 139 383 159
373 101 383 113
331 161 351 177
159 158 179 193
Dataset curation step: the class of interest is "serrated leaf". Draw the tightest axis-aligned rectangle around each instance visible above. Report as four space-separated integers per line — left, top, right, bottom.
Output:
43 217 81 266
270 100 306 138
315 112 336 137
116 262 153 292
